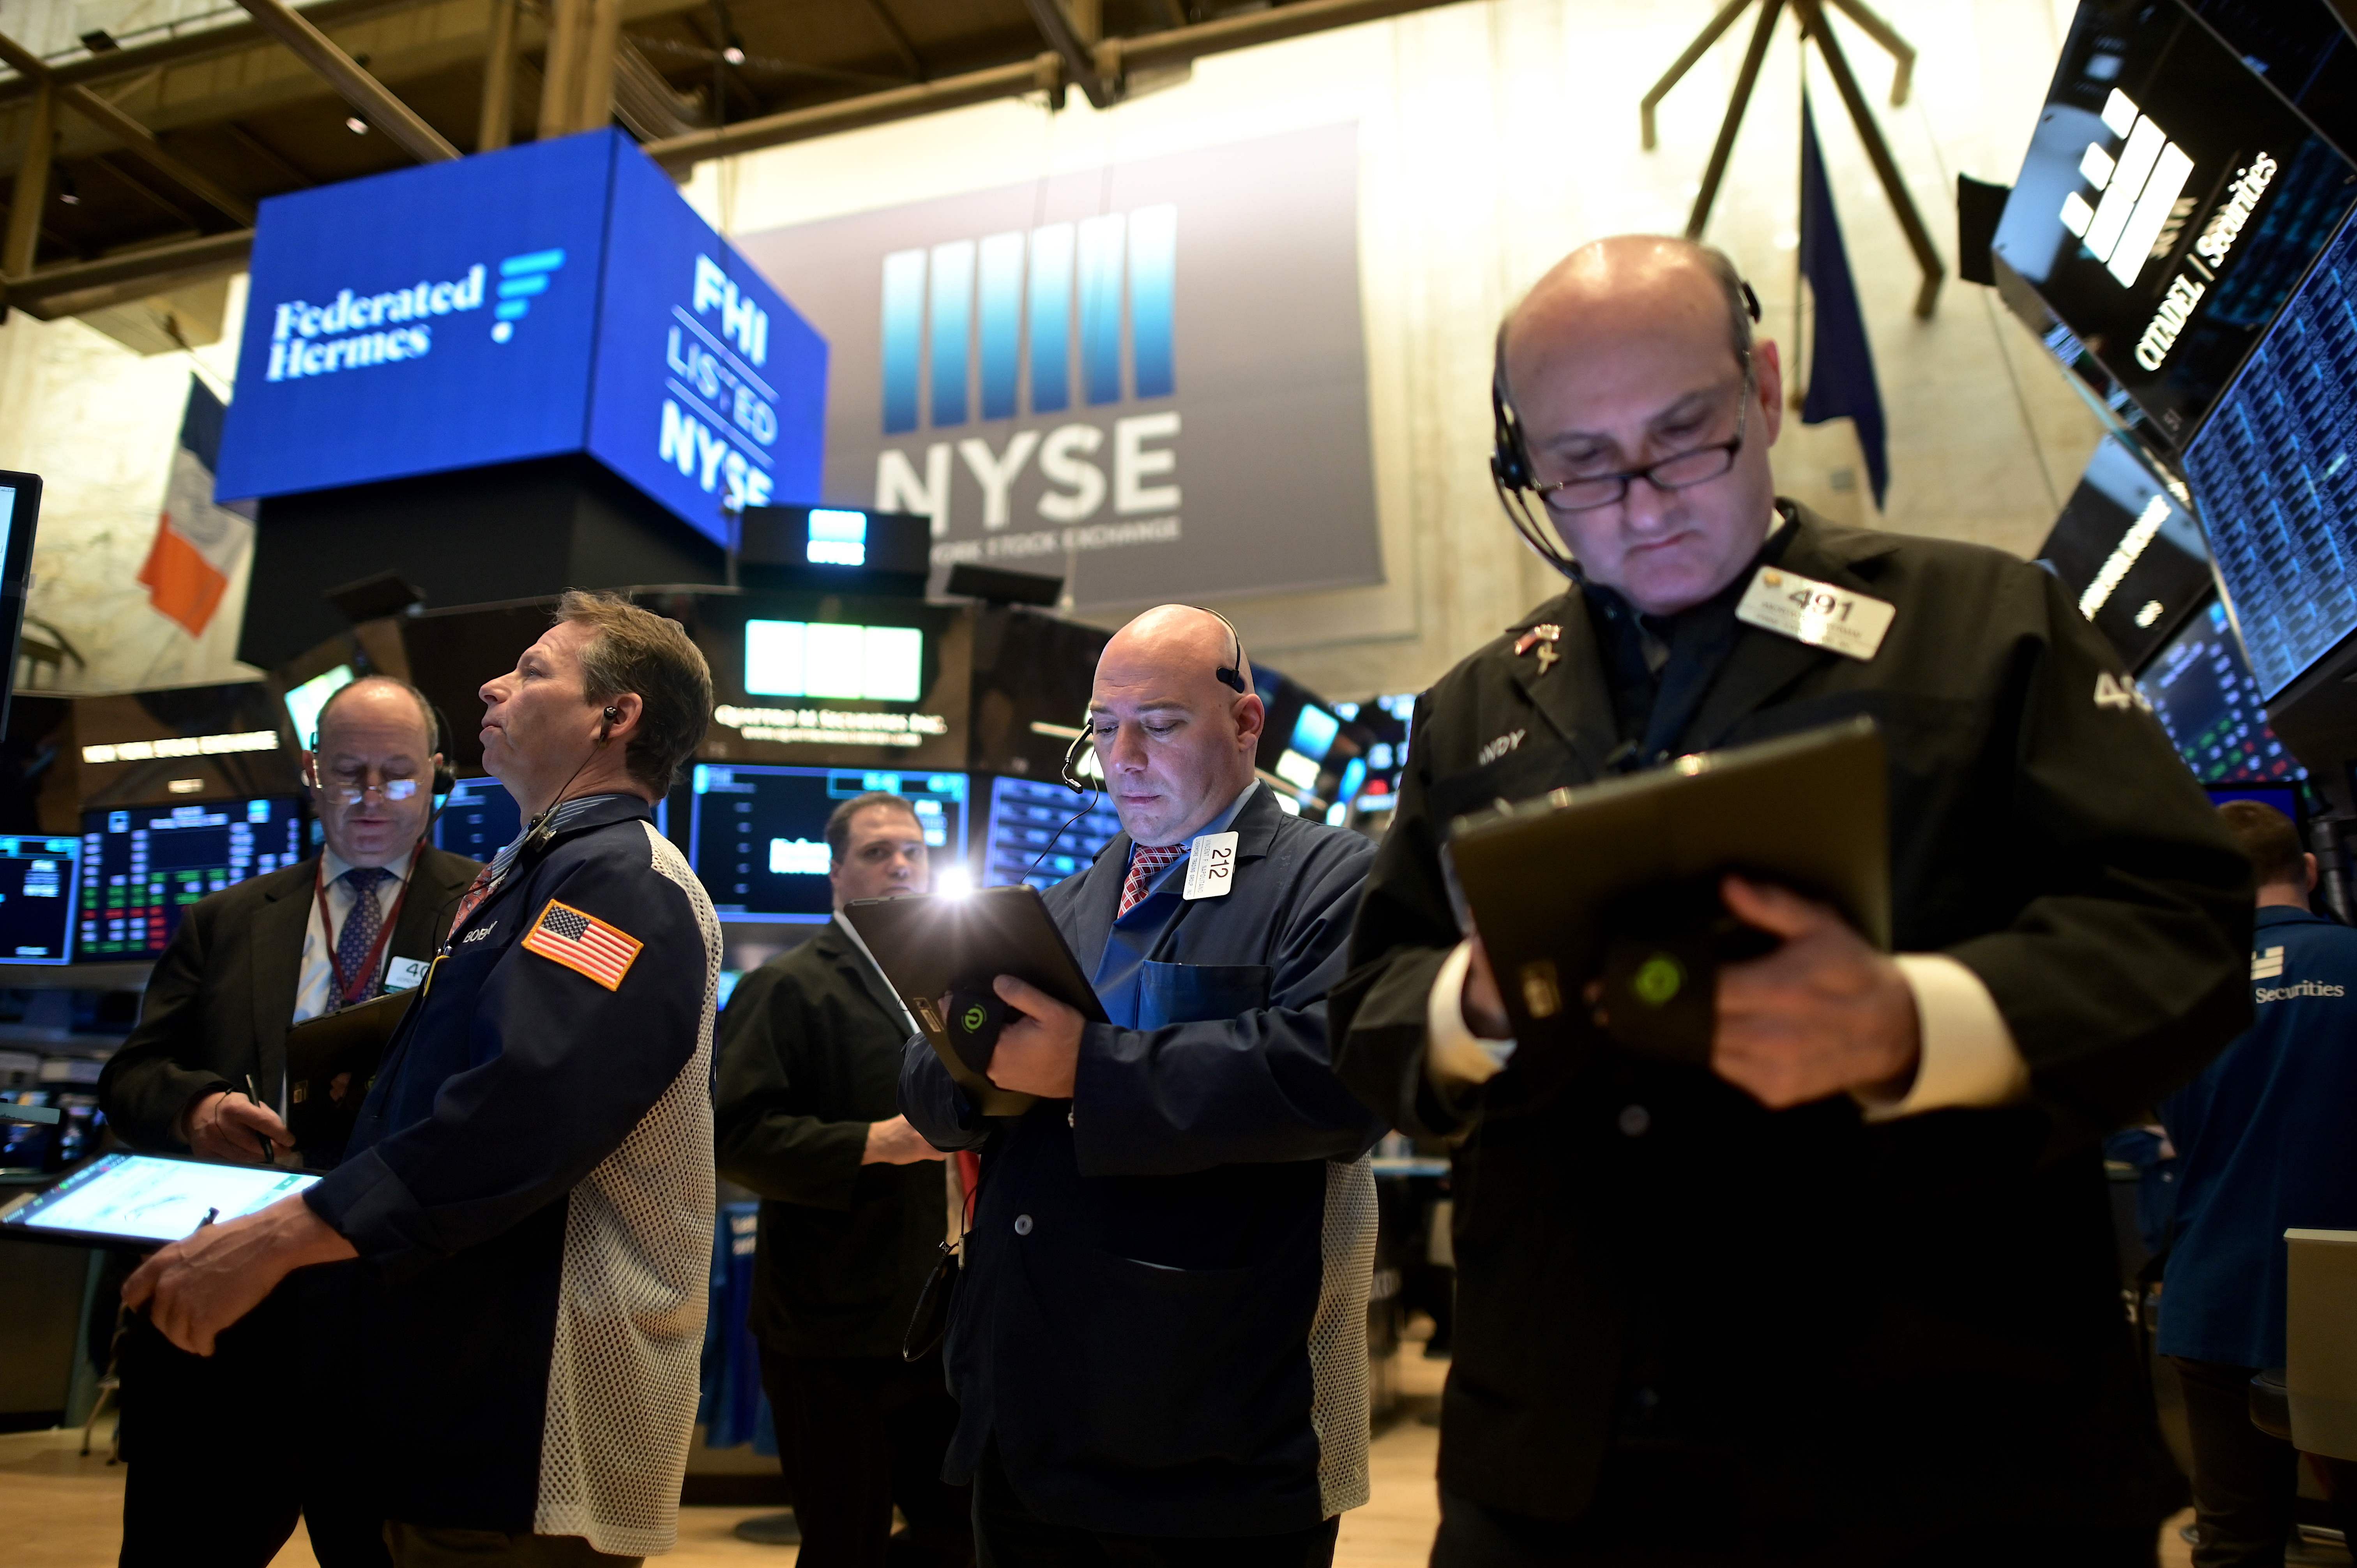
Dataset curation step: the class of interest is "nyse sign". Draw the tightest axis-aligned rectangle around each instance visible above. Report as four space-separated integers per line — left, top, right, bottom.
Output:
737 123 1380 609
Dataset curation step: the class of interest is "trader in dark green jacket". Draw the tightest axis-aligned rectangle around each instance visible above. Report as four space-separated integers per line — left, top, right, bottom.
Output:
716 789 970 1568
1331 236 2253 1567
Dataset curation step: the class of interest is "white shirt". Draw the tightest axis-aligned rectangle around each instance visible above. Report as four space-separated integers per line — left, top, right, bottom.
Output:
293 845 418 1028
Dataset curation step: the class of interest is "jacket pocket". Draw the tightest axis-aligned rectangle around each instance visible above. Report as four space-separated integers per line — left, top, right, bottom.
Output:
1136 961 1273 1029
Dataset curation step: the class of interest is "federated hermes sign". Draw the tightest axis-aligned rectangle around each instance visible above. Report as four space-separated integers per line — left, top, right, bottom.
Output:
216 129 827 547
735 122 1381 609
1993 2 2357 446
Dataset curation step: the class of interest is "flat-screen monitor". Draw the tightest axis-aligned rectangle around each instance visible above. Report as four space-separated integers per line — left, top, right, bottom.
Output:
434 775 525 863
2036 435 2211 668
0 473 39 742
983 775 1122 891
431 775 669 865
1991 0 2357 445
0 837 83 966
2207 782 2301 820
688 765 968 920
2138 597 2306 782
2182 207 2357 698
283 663 355 745
77 798 306 960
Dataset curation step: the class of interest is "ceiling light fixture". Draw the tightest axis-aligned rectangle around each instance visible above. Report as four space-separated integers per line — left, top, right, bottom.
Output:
55 166 80 206
722 44 745 64
346 115 369 134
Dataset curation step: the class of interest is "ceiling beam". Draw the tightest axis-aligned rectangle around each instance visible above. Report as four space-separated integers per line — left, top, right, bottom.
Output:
0 228 254 319
228 0 460 162
648 0 1477 170
1025 0 1118 110
856 0 927 81
0 27 257 226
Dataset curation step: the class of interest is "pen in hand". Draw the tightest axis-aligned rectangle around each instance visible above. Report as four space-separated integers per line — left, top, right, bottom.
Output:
245 1074 275 1164
196 1206 219 1229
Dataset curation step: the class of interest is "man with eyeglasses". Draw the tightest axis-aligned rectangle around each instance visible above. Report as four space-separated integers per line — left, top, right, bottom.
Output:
1330 236 2252 1566
99 674 481 1567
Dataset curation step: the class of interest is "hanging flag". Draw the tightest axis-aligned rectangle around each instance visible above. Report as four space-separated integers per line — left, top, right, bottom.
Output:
137 378 253 637
1799 94 1891 510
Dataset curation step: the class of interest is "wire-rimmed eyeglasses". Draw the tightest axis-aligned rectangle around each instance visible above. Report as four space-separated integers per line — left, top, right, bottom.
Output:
1530 355 1755 516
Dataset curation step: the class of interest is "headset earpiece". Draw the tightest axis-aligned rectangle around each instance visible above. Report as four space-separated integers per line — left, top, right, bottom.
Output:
1059 724 1092 796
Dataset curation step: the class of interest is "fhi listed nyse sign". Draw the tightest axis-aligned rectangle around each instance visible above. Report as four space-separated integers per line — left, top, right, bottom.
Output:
656 256 781 511
735 122 1383 609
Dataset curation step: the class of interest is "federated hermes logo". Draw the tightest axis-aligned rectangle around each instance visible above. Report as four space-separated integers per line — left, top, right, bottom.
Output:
2058 87 2276 373
880 205 1175 434
265 246 569 380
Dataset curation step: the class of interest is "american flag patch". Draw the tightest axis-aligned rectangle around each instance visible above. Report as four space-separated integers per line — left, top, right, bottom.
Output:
521 899 643 991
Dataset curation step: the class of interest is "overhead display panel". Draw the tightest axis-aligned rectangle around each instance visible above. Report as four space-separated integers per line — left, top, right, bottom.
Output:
217 130 827 547
2138 597 2305 780
2182 207 2357 697
2035 434 2211 668
1993 0 2357 447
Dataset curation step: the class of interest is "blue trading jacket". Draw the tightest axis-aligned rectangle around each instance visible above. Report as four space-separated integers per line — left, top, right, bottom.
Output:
305 793 720 1556
2161 903 2357 1368
900 782 1386 1537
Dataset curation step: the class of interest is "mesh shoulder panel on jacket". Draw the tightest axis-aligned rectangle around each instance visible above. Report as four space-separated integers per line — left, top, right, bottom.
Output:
533 822 721 1556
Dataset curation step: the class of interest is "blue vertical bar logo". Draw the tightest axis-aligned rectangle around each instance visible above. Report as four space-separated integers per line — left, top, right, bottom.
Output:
878 204 1175 434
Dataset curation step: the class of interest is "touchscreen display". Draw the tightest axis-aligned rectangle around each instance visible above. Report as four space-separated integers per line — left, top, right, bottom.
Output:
2 1153 320 1245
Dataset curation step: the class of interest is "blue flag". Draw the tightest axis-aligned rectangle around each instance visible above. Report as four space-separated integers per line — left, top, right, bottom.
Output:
1799 94 1890 510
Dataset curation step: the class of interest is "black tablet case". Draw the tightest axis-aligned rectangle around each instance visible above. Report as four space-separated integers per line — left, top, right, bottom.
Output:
1444 716 1889 1065
839 886 1108 1115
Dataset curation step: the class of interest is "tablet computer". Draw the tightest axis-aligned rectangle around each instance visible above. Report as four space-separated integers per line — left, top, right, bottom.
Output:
0 1152 322 1250
839 886 1108 1115
1445 716 1889 1066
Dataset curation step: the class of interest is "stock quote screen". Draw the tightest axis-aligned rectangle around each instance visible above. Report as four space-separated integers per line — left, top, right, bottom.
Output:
78 798 305 959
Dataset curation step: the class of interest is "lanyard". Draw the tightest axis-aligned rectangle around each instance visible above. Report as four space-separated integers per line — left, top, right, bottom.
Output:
314 858 414 1007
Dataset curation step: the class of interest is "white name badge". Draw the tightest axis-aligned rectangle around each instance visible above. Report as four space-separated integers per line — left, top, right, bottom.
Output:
1734 567 1896 661
1183 832 1240 901
385 957 430 992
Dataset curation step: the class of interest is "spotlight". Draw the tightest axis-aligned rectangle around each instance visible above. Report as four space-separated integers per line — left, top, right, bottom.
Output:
721 44 745 64
935 866 974 899
345 115 369 134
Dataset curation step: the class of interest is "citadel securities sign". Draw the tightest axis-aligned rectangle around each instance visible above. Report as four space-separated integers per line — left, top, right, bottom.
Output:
216 129 827 547
734 122 1381 609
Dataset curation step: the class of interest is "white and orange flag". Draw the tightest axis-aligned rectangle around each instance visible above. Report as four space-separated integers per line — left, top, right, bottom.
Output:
137 379 252 638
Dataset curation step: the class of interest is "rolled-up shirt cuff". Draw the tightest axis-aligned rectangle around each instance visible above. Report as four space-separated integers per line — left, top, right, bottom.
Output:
1424 939 1518 1089
1858 953 2031 1121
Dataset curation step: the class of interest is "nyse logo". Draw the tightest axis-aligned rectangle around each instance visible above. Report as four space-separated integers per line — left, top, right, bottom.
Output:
875 206 1180 540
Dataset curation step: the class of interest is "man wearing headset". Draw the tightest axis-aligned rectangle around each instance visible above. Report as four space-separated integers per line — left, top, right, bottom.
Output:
99 673 480 1568
127 591 722 1568
1329 237 2253 1565
901 604 1386 1566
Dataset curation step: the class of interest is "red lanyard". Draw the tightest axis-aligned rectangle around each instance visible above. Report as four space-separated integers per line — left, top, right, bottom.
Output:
314 858 414 1007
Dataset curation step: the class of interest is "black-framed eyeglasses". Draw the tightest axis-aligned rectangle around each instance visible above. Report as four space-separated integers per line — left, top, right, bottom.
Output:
1530 355 1754 516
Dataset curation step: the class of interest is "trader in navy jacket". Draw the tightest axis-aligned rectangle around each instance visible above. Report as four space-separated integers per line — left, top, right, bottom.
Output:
2161 800 2357 1565
126 590 723 1567
901 604 1385 1565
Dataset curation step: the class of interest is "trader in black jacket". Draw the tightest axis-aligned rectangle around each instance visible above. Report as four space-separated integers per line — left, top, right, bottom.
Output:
1330 237 2254 1567
716 788 971 1568
902 605 1386 1566
98 674 479 1568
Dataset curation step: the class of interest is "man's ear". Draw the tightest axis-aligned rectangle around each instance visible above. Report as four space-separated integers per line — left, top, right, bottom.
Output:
1233 693 1267 751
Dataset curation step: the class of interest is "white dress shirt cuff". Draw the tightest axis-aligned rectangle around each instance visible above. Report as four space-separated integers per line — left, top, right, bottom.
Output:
1859 954 2031 1121
1425 939 1518 1089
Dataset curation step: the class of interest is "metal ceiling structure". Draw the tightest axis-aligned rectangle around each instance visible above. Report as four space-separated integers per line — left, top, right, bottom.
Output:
0 0 1467 326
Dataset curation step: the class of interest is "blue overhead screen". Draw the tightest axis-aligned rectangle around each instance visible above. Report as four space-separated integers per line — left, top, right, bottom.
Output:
216 130 827 548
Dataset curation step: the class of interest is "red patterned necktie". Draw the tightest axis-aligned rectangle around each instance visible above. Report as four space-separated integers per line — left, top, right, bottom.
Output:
447 867 498 937
1117 844 1185 919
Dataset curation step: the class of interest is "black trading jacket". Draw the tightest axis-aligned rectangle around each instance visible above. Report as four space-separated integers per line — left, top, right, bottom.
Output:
715 918 947 1360
1330 504 2253 1541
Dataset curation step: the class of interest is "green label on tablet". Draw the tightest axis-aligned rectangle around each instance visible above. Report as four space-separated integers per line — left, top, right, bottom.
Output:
1633 955 1685 1007
961 1005 987 1034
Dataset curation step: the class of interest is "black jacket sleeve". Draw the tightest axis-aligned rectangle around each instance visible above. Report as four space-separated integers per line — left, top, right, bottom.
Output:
1946 567 2253 1141
899 1031 989 1153
714 964 873 1209
306 849 711 1269
96 903 235 1151
1070 835 1387 1176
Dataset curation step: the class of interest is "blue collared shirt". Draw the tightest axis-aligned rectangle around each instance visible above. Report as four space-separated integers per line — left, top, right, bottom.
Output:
1091 781 1262 1029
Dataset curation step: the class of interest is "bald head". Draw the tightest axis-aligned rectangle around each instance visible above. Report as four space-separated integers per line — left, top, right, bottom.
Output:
1497 235 1785 616
1089 605 1265 847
